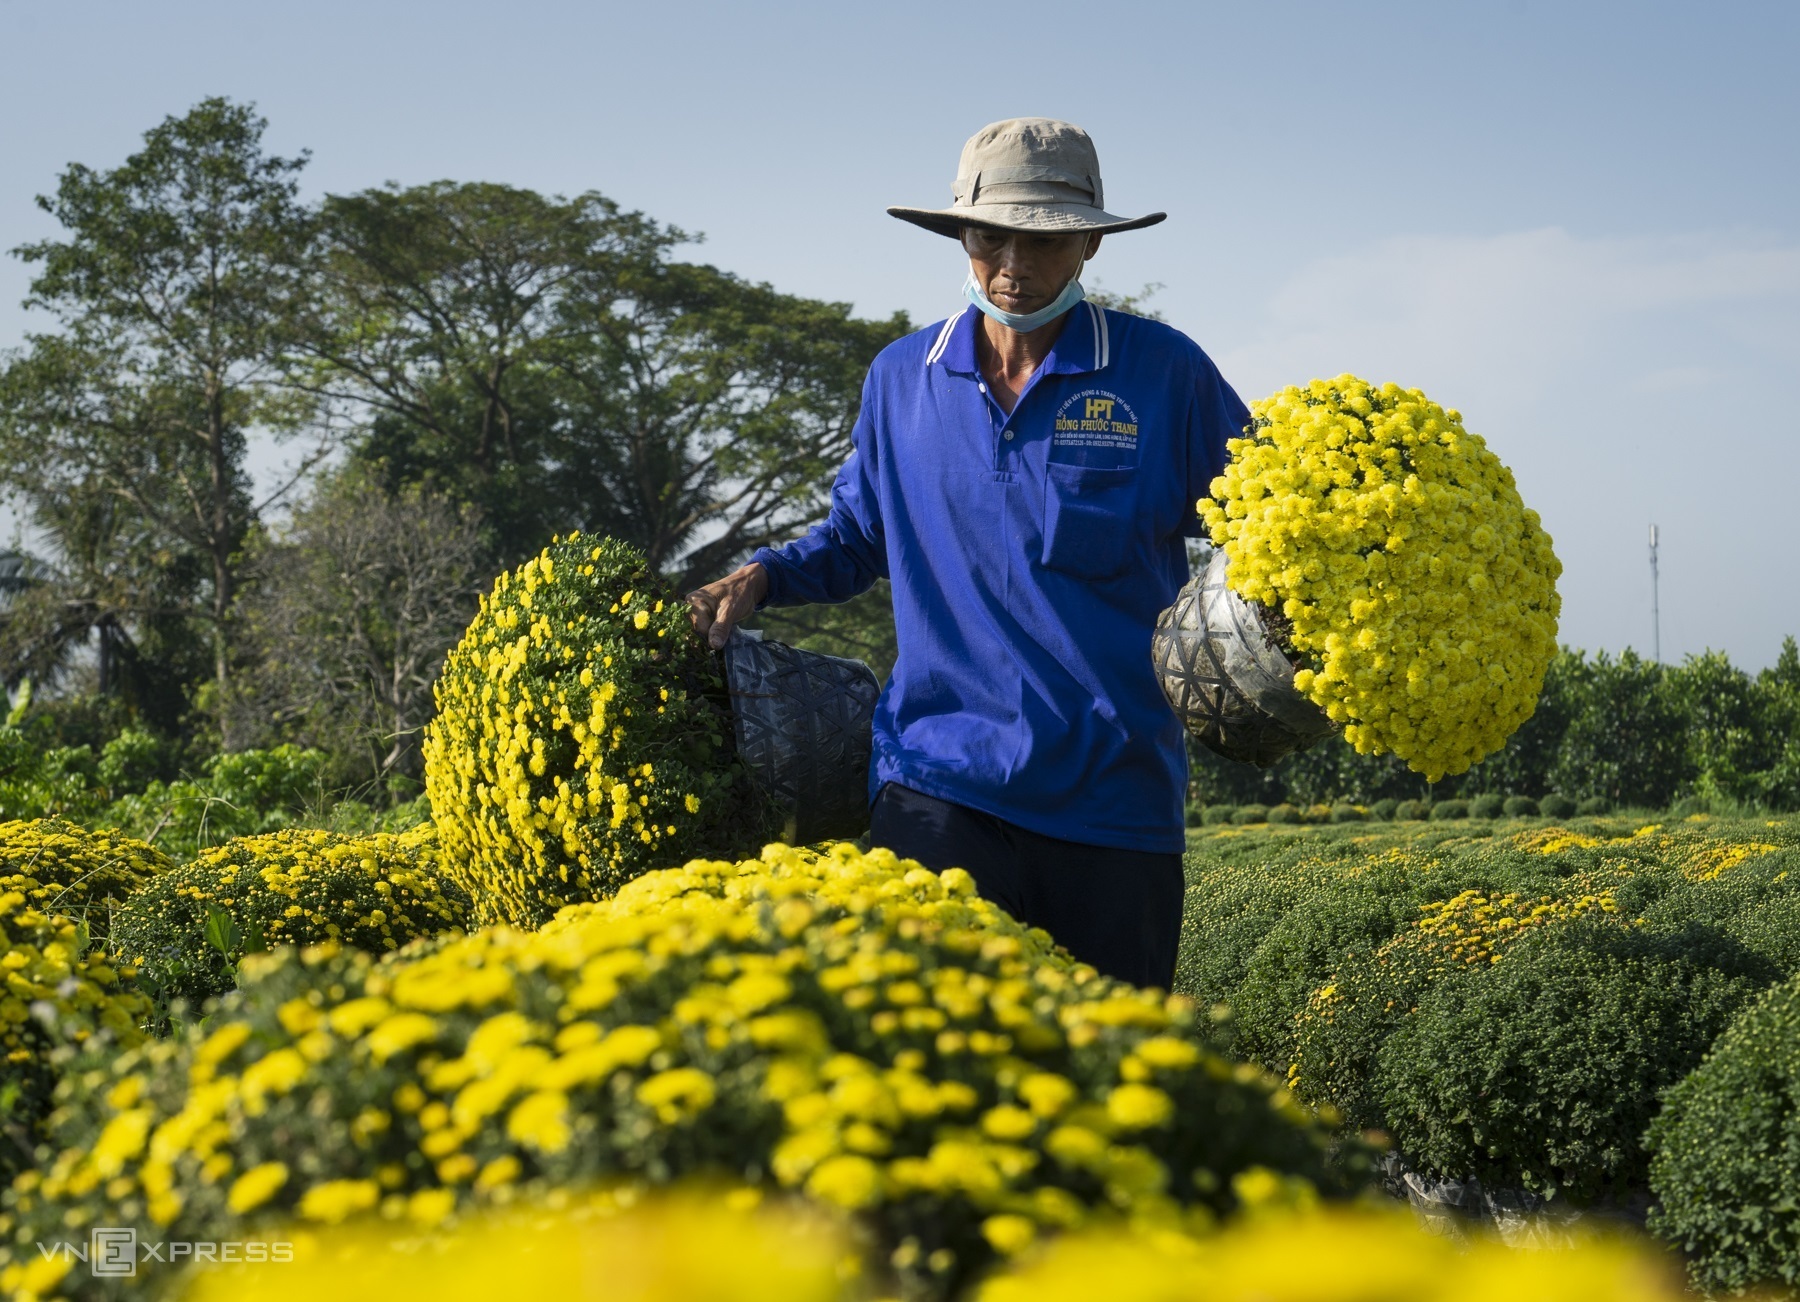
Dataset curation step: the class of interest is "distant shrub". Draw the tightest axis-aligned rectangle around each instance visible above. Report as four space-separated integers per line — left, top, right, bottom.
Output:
1291 889 1627 1131
1671 795 1712 818
103 744 335 860
1648 974 1800 1295
1268 803 1301 825
1329 804 1363 824
1377 921 1771 1201
1233 804 1269 825
1541 794 1578 818
1370 799 1400 822
1502 796 1539 817
1428 800 1470 821
1469 794 1505 819
111 826 471 1014
1185 802 1204 828
1230 886 1420 1071
1303 804 1334 825
1201 804 1236 826
1393 800 1428 822
0 818 170 940
1577 796 1612 816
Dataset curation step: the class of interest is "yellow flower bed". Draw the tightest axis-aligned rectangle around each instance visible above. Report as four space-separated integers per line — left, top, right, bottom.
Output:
56 1185 1684 1302
978 1204 1683 1302
421 535 774 928
0 889 150 1186
1200 376 1562 779
0 818 170 941
2 845 1341 1301
109 826 472 1011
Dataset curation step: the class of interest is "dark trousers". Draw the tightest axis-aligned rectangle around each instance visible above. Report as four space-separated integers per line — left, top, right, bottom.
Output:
868 782 1184 989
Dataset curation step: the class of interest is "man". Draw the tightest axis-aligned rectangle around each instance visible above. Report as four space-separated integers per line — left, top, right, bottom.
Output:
688 118 1248 989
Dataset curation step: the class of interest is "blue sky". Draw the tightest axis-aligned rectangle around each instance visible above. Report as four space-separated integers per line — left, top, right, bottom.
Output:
1 0 1795 667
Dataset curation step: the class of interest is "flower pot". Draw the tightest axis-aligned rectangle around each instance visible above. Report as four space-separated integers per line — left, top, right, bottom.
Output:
720 629 881 843
1151 546 1334 767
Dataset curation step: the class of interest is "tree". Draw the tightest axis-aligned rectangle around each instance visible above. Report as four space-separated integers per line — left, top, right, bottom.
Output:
0 492 205 734
0 97 323 747
294 182 638 566
228 467 486 791
550 257 909 591
1551 649 1690 808
297 180 908 586
1667 651 1773 808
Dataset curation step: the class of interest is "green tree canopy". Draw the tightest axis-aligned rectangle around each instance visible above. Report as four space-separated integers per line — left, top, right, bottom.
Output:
0 97 321 746
296 180 909 587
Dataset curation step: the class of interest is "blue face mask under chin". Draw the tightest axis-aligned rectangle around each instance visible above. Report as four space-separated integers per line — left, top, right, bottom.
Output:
964 259 1087 333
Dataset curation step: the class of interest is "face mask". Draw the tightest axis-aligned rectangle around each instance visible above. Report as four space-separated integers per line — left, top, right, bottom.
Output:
963 247 1088 333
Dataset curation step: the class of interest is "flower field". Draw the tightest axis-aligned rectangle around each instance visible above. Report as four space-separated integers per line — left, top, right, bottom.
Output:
1178 811 1800 1295
0 541 1794 1298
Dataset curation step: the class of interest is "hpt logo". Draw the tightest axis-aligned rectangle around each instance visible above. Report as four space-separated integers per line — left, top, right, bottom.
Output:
91 1227 137 1277
1053 388 1141 451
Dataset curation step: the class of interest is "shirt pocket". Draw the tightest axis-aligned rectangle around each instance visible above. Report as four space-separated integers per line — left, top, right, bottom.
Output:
1040 463 1138 580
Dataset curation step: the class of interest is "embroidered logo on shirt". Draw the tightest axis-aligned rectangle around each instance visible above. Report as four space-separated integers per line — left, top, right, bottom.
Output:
1052 389 1140 451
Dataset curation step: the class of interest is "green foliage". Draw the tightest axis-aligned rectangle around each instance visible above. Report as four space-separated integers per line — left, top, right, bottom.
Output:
1541 794 1578 818
1232 804 1268 825
0 98 317 746
1328 804 1362 824
1370 798 1399 821
103 744 333 859
309 181 909 588
1179 816 1800 1248
1502 795 1539 817
1428 800 1470 821
1647 974 1800 1296
1185 640 1800 813
1267 803 1300 825
1469 794 1504 819
110 824 470 1016
1201 804 1235 826
1394 799 1428 821
1576 796 1611 815
1376 920 1770 1201
228 468 488 789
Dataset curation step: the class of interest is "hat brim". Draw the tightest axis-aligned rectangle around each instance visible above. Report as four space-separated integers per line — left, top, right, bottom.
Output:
887 202 1166 240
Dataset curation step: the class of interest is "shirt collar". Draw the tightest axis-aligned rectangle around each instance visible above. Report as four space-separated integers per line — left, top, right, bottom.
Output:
927 301 1112 377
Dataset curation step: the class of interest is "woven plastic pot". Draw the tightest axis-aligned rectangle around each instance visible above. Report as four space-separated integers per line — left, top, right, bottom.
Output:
1152 547 1334 767
720 629 881 843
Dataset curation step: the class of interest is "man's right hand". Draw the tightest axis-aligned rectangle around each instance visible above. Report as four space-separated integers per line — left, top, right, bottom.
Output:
686 562 770 650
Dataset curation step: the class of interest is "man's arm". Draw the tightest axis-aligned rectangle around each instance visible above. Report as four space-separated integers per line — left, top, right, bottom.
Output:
688 379 888 648
1180 355 1250 538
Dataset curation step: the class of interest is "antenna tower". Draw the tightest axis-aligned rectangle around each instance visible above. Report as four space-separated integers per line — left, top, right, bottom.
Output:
1649 524 1661 664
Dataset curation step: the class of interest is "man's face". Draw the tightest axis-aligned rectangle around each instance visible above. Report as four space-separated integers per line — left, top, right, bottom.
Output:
961 226 1101 317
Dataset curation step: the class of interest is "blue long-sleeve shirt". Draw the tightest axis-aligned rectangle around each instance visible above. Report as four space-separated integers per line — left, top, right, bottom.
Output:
751 301 1246 853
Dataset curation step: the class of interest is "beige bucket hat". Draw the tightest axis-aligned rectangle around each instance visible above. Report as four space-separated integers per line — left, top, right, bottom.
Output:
889 117 1165 240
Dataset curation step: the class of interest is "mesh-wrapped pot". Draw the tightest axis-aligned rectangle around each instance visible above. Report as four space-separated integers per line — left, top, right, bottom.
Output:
721 629 881 843
1152 546 1335 767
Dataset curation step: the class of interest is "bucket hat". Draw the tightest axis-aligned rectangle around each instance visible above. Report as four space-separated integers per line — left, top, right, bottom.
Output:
888 117 1165 240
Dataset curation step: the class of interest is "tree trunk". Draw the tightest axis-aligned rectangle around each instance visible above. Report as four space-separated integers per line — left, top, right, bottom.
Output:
207 369 238 750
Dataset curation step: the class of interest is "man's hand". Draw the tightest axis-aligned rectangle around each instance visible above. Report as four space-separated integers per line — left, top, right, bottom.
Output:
686 563 770 650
